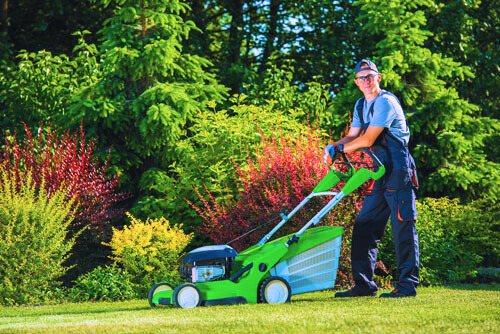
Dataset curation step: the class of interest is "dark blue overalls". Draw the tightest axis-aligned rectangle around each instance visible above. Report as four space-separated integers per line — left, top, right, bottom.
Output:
351 91 419 296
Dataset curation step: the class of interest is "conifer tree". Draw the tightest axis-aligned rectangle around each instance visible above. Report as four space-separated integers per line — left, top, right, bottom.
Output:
67 0 228 189
331 0 499 201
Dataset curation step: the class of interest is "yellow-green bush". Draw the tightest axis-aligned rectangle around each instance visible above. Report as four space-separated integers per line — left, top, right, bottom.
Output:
0 169 77 305
378 197 487 285
105 213 193 294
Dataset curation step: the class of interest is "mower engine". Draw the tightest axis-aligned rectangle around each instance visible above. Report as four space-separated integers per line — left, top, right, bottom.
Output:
180 245 238 283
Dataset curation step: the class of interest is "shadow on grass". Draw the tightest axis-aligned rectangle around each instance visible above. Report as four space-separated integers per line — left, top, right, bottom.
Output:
290 289 389 303
2 304 152 318
444 284 500 292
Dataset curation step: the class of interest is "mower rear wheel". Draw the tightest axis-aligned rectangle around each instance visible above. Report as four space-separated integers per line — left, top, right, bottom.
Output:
173 284 202 309
148 282 173 307
260 276 291 304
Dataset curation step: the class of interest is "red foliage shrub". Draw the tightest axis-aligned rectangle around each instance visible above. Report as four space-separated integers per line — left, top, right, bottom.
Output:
0 123 129 241
189 126 373 287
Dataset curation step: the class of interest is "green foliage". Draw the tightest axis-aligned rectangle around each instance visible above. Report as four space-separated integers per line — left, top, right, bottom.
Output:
0 50 74 129
378 197 487 285
183 0 369 95
0 169 78 305
132 101 310 245
244 60 332 125
66 0 228 189
68 264 137 302
342 0 500 202
268 0 369 93
452 199 500 267
415 198 481 284
425 0 500 120
0 31 99 133
0 32 14 68
105 213 193 294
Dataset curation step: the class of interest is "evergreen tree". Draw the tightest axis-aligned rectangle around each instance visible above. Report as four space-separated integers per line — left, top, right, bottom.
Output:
425 0 500 120
330 0 499 201
66 0 228 190
424 0 500 164
1 0 114 54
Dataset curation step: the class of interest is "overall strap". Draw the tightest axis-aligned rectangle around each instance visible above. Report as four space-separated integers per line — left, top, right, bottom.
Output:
355 97 366 125
355 96 378 125
356 90 409 148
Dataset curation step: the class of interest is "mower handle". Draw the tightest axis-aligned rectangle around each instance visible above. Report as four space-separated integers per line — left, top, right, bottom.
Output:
260 148 385 248
332 148 383 169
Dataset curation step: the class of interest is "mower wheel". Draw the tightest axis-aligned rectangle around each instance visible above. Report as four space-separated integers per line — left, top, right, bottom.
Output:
148 282 173 307
173 284 202 309
259 276 291 304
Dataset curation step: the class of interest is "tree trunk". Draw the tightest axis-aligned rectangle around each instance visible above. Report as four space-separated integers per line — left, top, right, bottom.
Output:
1 0 7 32
226 0 243 94
259 0 280 72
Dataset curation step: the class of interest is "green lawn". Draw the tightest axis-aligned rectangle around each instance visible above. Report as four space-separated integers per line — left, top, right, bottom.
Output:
1 286 499 333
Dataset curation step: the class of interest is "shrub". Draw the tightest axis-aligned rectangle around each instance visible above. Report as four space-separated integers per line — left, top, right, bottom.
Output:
0 124 129 240
378 197 483 285
453 199 500 268
190 126 372 288
68 264 137 302
0 124 130 284
476 267 500 283
105 213 193 295
0 169 77 305
132 102 310 247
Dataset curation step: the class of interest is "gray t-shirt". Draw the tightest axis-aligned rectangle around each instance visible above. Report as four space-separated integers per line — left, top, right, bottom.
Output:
351 92 410 146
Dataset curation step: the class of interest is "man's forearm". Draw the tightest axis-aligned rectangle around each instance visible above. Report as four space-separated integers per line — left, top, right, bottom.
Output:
335 136 358 146
342 136 372 152
336 126 385 153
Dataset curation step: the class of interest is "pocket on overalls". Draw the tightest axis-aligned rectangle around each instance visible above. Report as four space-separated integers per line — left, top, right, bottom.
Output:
408 155 419 191
396 189 417 221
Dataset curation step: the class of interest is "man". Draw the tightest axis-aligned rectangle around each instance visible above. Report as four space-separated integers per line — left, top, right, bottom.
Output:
324 59 419 298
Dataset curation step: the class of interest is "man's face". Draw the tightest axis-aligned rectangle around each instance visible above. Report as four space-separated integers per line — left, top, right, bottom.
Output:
354 68 381 95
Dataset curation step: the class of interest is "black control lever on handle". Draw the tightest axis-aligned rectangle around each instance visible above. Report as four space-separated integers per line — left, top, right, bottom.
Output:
339 151 354 169
361 148 383 167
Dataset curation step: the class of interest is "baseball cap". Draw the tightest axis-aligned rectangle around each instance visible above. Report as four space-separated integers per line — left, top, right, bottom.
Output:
355 59 378 75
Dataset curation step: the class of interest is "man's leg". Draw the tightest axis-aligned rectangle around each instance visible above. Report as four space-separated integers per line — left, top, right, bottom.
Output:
337 189 390 297
381 188 419 297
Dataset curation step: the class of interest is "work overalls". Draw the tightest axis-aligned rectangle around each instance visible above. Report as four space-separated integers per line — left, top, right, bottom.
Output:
351 91 419 296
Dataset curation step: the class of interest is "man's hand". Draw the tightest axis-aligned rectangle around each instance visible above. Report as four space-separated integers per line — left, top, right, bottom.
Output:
323 144 334 164
323 144 344 165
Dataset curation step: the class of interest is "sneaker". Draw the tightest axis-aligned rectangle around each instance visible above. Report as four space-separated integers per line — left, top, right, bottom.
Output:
335 288 377 298
379 289 416 298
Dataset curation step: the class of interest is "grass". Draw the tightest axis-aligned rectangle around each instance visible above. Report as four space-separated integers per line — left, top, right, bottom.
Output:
0 285 499 333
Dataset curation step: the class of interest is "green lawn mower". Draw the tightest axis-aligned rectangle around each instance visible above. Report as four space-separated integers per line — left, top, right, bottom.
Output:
148 151 385 308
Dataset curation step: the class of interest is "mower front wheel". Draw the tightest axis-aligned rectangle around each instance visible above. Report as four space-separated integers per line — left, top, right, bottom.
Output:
173 284 202 309
260 276 292 304
148 282 174 307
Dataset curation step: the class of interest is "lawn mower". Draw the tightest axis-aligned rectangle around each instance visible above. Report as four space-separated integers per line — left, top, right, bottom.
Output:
148 150 385 308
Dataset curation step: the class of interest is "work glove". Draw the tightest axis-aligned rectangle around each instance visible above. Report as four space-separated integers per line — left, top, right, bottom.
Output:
323 143 344 165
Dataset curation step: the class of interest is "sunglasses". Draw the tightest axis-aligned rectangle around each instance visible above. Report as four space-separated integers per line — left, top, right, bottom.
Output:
355 74 377 82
